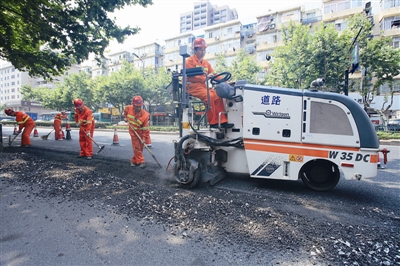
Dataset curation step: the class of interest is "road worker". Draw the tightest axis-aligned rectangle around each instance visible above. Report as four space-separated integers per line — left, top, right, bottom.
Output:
73 98 95 160
185 37 234 129
4 108 36 147
124 95 150 168
54 111 68 140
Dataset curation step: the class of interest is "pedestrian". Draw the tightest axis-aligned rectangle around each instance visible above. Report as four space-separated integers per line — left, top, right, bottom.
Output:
73 99 95 160
54 111 68 140
4 108 36 147
124 95 150 168
186 37 234 129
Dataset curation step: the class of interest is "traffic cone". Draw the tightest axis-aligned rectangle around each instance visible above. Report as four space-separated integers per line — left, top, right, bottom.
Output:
13 125 18 135
65 121 72 140
145 134 152 148
33 127 39 137
58 128 63 140
113 128 119 145
377 153 383 169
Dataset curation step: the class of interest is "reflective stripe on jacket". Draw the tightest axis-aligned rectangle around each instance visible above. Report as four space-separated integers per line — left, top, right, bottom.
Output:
15 111 35 131
74 106 94 130
124 105 150 133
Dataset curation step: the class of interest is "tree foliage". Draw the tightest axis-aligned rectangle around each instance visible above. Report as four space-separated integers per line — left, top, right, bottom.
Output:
0 0 153 79
267 21 314 89
214 49 261 84
21 61 172 117
345 14 400 126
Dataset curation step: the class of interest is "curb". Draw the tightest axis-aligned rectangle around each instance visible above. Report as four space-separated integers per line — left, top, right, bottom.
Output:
379 140 400 146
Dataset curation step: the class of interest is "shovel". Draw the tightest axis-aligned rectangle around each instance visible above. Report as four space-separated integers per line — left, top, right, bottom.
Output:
8 131 21 146
83 130 105 154
40 129 54 140
128 124 162 168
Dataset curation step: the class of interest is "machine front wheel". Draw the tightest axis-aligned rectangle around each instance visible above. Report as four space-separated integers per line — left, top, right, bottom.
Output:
174 161 201 189
300 160 340 191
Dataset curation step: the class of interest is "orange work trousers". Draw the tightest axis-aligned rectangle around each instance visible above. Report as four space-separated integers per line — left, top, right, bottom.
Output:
79 128 93 157
21 122 35 146
188 83 228 125
129 130 145 165
54 120 63 140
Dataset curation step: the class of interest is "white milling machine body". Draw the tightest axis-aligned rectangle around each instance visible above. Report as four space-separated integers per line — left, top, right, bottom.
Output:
168 45 382 191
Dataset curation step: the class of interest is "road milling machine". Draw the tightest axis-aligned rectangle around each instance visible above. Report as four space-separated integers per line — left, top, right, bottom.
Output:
167 45 387 191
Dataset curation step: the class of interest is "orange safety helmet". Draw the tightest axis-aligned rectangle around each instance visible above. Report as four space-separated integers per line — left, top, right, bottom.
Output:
193 38 207 48
73 98 84 108
132 95 143 107
4 108 13 115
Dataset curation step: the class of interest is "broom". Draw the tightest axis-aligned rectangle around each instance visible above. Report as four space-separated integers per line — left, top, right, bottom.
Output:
40 129 54 140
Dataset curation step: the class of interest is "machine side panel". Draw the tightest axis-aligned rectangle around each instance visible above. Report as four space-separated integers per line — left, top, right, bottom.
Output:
242 85 303 179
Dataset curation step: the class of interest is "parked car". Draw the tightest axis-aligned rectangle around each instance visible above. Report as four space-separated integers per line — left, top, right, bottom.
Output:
388 119 400 132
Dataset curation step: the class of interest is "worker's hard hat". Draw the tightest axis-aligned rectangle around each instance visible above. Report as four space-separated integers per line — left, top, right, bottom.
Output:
4 108 13 115
73 98 84 108
193 38 207 49
132 96 143 107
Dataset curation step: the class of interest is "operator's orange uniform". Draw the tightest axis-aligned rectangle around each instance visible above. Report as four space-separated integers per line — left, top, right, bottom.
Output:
124 101 150 166
14 111 36 146
74 106 95 157
54 112 67 140
186 52 229 126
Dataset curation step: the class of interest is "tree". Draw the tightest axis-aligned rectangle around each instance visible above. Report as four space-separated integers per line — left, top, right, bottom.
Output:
267 21 314 89
214 50 262 84
21 72 93 110
308 24 349 92
345 14 400 129
93 61 145 119
0 0 153 79
143 67 173 116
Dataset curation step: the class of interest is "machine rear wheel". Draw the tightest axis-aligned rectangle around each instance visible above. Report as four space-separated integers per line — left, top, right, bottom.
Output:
300 160 340 191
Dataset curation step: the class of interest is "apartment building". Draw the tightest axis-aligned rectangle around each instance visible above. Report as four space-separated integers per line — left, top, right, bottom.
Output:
180 0 238 34
132 42 163 70
163 33 196 71
203 19 242 66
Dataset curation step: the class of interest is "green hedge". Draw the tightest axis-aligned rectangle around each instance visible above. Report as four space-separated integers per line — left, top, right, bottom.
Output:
376 131 400 140
0 120 109 129
106 125 179 132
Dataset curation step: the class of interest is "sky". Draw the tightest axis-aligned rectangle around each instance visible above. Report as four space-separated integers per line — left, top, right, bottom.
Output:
109 0 323 52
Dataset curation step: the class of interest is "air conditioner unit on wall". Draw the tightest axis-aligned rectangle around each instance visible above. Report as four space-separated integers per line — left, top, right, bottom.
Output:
215 36 219 40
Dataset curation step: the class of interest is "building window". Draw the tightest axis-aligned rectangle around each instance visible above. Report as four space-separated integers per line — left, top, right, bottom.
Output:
393 37 399 48
383 0 400 9
383 16 400 30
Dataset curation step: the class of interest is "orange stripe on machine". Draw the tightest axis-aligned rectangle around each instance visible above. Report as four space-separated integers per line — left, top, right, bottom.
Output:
244 139 377 163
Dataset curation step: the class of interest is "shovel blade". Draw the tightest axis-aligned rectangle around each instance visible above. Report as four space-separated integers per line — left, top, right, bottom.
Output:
97 145 105 154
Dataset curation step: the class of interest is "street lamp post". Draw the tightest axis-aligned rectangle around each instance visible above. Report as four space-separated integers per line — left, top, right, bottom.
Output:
132 52 145 74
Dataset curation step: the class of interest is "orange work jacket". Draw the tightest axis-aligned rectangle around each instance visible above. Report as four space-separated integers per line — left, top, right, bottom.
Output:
15 111 35 131
54 113 67 123
124 105 150 138
186 54 215 89
74 106 95 131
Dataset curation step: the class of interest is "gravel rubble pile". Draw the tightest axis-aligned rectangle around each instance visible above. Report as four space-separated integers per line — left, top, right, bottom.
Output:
1 149 399 265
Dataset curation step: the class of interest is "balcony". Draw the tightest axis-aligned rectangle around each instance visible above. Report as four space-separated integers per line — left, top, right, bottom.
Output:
301 16 322 25
240 29 256 38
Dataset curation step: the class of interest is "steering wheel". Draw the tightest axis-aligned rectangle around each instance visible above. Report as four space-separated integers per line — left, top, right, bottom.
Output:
210 72 232 85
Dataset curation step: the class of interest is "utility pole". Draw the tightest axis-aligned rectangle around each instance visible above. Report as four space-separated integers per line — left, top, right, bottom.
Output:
132 52 145 74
